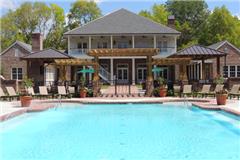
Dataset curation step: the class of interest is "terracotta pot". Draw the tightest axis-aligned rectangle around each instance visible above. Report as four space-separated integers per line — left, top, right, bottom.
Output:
216 94 228 105
80 90 87 98
20 96 32 107
159 88 167 97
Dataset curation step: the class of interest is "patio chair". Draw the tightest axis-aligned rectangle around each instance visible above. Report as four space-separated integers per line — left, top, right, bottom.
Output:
0 87 10 100
57 86 70 98
68 86 75 97
26 87 39 98
6 86 19 101
208 84 224 97
198 85 211 98
182 85 192 97
229 85 240 99
173 85 181 97
39 86 52 99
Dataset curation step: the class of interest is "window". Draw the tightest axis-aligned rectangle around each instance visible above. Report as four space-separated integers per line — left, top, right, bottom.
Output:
14 48 19 57
158 41 168 52
97 42 108 48
223 65 240 78
223 66 228 77
118 42 128 48
11 68 22 80
237 66 240 77
230 66 236 77
77 42 87 49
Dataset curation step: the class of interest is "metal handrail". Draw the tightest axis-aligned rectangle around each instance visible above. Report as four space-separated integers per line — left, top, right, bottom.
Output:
99 65 111 83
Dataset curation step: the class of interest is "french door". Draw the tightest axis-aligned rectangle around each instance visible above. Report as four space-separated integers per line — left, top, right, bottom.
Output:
117 64 128 83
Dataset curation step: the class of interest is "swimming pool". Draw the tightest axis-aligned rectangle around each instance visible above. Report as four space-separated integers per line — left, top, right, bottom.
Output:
0 103 240 160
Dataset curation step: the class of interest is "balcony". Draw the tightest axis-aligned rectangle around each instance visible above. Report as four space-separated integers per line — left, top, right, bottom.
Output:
69 49 93 59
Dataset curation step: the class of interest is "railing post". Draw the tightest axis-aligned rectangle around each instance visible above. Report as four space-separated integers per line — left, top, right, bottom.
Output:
115 78 117 95
128 80 131 95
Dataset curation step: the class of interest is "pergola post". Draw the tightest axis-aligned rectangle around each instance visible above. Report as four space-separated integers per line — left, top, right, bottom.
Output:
59 65 67 85
93 56 100 97
145 55 153 96
217 57 220 75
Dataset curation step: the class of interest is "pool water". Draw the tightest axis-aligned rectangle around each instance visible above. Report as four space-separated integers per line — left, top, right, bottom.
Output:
0 103 240 160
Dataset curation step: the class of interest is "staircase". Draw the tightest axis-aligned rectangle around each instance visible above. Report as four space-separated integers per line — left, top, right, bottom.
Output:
99 65 111 84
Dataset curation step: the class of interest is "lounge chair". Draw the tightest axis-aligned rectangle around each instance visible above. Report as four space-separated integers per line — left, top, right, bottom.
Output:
229 85 240 99
6 86 19 100
173 85 181 97
68 86 75 97
26 87 39 98
182 85 192 97
0 87 10 100
208 84 224 97
57 86 70 98
198 85 211 98
39 86 52 99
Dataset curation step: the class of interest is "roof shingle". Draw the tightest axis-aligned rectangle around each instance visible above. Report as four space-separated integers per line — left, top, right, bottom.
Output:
65 8 180 35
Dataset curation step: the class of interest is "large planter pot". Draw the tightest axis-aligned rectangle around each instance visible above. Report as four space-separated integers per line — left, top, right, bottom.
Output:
216 94 228 105
159 88 167 97
80 90 87 98
20 96 32 107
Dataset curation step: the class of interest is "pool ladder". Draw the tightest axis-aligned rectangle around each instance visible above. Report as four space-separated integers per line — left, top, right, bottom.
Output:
57 95 62 109
183 95 191 107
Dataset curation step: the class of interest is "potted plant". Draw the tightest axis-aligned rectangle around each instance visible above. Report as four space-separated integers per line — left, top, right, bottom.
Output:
79 77 87 98
158 77 167 97
214 75 228 105
20 77 33 107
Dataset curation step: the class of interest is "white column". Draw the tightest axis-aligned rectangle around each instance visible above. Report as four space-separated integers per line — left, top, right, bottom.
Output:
110 35 113 49
68 36 70 54
88 36 91 49
132 35 135 48
174 36 177 52
200 62 202 80
132 58 135 85
153 35 157 48
110 58 114 85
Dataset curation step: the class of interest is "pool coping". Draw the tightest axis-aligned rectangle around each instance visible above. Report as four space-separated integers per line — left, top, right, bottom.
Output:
0 98 239 122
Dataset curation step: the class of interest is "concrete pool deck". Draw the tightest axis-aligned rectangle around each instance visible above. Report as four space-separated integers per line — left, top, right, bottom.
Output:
0 97 239 122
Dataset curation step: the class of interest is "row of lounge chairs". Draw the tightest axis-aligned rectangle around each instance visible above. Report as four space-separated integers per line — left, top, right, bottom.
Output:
0 86 76 101
175 84 240 99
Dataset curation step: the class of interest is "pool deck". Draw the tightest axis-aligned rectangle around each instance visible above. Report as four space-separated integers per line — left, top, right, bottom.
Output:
0 97 239 122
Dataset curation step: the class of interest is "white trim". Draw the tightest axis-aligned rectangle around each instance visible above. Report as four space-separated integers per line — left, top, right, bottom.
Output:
110 58 114 85
215 41 240 54
88 36 91 49
153 35 157 48
132 35 135 48
110 35 113 49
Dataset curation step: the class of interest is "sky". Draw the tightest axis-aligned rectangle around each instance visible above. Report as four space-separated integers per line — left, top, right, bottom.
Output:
0 0 239 18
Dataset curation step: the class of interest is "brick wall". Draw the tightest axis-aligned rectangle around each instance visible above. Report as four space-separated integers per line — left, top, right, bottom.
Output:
212 43 240 78
0 44 29 80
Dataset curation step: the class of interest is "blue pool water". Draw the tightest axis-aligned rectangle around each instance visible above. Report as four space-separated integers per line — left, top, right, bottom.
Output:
0 103 240 160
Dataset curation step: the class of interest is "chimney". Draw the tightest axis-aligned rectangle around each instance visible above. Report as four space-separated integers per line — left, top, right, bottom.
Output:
167 15 175 29
32 33 43 52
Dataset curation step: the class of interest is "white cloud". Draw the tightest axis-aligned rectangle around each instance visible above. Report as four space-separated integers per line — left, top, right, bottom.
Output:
0 0 19 10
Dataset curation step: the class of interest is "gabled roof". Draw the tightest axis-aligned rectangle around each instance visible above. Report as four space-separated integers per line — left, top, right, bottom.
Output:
22 48 72 59
1 40 32 55
208 40 240 54
169 45 227 59
65 8 180 35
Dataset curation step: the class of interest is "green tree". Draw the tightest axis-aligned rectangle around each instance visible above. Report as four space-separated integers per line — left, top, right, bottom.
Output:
67 0 101 30
44 4 65 49
199 6 240 47
139 4 170 25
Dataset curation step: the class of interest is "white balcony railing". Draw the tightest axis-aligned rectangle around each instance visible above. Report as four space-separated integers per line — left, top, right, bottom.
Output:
69 48 89 58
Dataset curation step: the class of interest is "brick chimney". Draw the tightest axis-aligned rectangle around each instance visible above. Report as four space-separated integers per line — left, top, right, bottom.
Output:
32 33 43 52
167 15 175 29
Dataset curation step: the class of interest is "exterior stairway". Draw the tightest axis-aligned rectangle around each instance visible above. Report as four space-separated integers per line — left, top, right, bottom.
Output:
99 65 111 84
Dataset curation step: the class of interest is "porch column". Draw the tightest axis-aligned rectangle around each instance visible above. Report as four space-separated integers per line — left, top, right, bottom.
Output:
201 59 205 80
179 64 188 84
132 35 135 48
153 35 157 48
89 66 92 81
68 36 70 53
146 55 153 96
216 57 220 75
88 36 91 49
110 35 113 49
110 58 114 85
132 58 135 85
